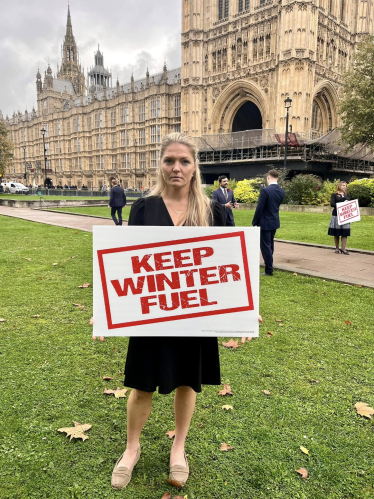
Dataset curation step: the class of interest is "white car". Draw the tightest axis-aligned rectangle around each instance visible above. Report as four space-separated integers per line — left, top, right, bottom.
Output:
5 182 29 194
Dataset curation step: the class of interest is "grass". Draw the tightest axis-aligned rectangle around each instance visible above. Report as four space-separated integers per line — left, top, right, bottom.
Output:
0 216 373 499
0 194 110 201
49 206 374 251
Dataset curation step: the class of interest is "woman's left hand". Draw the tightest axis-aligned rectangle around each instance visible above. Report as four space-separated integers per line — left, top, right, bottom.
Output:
241 315 262 344
90 317 105 342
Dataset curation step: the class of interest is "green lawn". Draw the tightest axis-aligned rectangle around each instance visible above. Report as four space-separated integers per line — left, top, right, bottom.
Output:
1 216 373 499
0 194 109 201
50 206 374 251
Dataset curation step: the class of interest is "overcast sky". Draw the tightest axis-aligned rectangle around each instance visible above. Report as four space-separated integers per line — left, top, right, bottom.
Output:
0 0 182 117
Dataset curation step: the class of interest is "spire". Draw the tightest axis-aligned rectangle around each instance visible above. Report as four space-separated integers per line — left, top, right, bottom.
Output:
146 67 150 87
67 4 72 32
131 72 135 92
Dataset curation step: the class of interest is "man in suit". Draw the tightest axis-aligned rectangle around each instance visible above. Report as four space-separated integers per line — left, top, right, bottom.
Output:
108 179 127 226
252 169 285 276
212 175 238 226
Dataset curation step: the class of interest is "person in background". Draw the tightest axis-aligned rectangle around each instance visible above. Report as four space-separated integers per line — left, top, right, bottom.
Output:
252 169 285 276
108 179 127 226
212 175 238 226
328 181 351 255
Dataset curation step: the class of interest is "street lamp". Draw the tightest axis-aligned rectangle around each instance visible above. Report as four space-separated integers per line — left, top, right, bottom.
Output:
133 139 137 190
41 127 47 188
22 145 27 184
284 94 292 169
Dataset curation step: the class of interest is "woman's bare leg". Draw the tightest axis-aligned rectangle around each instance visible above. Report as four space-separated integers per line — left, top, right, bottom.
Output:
171 386 196 466
341 236 348 251
334 236 340 250
118 389 153 468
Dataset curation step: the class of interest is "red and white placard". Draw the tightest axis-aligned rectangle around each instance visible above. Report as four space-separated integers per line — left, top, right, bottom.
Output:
337 199 361 225
93 226 260 337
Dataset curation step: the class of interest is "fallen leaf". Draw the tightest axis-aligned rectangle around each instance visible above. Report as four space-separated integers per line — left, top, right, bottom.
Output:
293 272 298 276
309 379 319 384
220 442 234 451
71 255 78 259
300 446 309 455
31 315 40 318
52 263 58 266
166 478 183 489
73 303 85 309
267 331 273 337
102 376 113 381
57 421 92 441
275 319 282 322
278 323 284 327
79 282 91 288
25 258 32 261
296 467 309 479
161 493 171 499
173 496 185 499
262 390 271 396
39 277 43 280
345 320 352 326
103 387 128 399
222 339 239 349
218 384 233 396
0 318 6 322
166 430 176 439
222 405 233 410
355 402 374 419
198 422 204 428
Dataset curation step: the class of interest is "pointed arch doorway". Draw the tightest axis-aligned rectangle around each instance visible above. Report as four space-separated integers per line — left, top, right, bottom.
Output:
232 101 263 132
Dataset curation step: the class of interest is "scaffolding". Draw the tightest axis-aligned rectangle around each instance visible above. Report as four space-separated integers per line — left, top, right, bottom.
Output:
197 129 374 174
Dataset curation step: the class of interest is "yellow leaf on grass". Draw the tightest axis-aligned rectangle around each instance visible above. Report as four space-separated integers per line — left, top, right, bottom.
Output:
103 387 128 399
300 446 309 455
355 402 374 419
222 405 233 410
57 421 92 441
220 442 234 451
0 318 7 322
262 390 271 396
79 282 91 288
73 303 85 309
31 315 40 318
52 263 58 266
166 430 176 439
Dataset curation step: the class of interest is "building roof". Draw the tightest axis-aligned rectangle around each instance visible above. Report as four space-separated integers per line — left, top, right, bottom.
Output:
88 65 111 76
53 79 75 95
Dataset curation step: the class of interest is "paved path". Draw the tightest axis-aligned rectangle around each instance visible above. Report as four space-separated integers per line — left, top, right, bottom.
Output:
1 205 373 288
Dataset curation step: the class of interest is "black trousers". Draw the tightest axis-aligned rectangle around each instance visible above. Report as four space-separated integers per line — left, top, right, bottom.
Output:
260 229 276 275
111 207 123 226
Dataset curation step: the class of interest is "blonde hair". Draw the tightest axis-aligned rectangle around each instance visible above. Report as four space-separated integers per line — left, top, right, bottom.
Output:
150 133 212 226
337 181 347 193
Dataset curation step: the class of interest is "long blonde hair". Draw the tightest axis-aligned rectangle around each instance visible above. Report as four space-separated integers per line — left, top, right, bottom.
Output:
337 181 347 193
150 133 212 226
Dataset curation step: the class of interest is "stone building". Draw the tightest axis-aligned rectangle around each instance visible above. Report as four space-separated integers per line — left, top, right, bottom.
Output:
3 1 374 187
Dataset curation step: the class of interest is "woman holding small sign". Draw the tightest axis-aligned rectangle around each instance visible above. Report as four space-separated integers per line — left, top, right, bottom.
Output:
107 133 226 490
328 181 351 255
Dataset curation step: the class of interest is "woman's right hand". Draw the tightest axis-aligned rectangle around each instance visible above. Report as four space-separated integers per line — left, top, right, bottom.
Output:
90 317 104 342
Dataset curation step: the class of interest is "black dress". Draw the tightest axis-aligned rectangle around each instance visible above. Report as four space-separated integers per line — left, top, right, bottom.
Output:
123 196 226 394
328 193 351 237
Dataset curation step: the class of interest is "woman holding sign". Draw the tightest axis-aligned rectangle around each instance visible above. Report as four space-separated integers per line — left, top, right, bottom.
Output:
328 181 351 255
109 133 226 490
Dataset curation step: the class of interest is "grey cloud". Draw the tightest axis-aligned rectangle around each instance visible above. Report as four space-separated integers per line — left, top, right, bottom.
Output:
0 0 181 116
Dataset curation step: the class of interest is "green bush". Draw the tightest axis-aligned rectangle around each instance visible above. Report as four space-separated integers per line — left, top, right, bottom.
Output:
317 179 340 206
347 178 374 207
283 174 322 205
205 178 237 198
234 179 260 204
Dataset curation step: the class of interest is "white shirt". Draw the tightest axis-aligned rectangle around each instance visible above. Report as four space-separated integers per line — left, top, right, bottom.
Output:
220 186 228 197
268 181 278 186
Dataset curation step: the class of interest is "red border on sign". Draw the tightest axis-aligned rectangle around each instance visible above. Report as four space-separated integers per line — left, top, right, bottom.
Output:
337 200 358 224
97 232 254 329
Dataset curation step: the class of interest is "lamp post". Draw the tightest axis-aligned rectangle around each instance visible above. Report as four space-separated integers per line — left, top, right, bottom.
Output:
22 145 27 183
133 139 137 190
284 94 292 169
41 127 47 188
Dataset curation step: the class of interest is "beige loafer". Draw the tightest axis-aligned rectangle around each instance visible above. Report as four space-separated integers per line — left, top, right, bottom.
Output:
111 445 141 490
169 452 189 487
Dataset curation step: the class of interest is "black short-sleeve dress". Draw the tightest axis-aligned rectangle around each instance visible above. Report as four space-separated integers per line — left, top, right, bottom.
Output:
328 193 351 237
123 196 226 394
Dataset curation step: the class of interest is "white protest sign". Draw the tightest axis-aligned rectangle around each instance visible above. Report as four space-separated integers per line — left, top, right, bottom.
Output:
337 199 361 225
93 226 260 337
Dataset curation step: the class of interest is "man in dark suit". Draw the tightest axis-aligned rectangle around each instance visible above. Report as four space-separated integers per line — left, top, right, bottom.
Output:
212 175 238 226
108 179 127 226
252 169 285 276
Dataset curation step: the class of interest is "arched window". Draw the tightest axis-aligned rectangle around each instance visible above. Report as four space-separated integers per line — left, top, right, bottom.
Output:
224 0 229 17
218 0 223 20
329 0 333 14
341 0 345 20
239 0 243 12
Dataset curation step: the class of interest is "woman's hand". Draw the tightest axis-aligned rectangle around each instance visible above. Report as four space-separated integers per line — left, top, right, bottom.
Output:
90 317 104 342
241 315 262 344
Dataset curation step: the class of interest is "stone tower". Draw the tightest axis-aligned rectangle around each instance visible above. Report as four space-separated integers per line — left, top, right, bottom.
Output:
181 0 374 138
87 45 112 93
57 6 86 96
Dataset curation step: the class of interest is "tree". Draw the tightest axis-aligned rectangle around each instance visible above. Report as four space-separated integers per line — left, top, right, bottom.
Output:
0 121 13 181
340 36 374 150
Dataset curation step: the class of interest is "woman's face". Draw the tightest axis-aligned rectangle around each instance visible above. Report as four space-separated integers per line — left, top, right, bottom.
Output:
340 182 347 192
160 143 196 190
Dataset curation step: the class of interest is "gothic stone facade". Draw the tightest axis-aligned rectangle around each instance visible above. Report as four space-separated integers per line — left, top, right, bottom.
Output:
3 1 373 187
